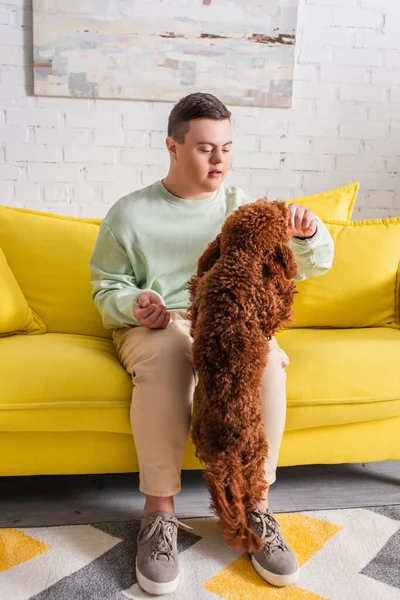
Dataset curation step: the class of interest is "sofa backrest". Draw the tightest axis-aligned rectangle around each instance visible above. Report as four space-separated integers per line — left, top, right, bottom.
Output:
0 206 111 339
1 192 398 337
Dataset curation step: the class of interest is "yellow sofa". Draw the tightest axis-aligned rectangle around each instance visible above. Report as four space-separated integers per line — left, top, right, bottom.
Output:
0 183 399 477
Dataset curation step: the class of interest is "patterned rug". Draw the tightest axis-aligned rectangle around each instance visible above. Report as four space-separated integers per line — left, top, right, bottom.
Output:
1 505 399 600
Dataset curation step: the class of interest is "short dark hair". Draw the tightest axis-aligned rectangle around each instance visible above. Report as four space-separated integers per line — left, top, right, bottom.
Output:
167 92 231 144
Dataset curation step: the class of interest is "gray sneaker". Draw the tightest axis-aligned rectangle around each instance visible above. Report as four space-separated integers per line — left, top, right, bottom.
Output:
136 510 193 596
248 507 300 587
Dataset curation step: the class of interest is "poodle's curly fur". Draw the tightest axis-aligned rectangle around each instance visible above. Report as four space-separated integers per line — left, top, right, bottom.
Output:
186 199 298 553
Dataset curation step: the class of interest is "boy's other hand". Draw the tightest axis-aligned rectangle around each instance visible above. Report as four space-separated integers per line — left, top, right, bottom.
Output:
134 292 170 329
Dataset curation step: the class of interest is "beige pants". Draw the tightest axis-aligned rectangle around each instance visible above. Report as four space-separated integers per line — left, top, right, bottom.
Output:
112 309 290 497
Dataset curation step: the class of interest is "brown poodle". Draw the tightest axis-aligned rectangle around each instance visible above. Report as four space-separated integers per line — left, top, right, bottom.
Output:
186 199 298 553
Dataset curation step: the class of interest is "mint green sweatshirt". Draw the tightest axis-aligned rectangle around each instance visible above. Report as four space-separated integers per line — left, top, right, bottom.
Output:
89 179 335 329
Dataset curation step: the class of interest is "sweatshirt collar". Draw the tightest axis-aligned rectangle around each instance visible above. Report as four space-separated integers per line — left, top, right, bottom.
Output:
155 179 220 208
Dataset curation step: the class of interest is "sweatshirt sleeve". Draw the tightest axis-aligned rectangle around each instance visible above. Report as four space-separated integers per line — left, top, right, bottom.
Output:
288 216 335 282
89 221 164 329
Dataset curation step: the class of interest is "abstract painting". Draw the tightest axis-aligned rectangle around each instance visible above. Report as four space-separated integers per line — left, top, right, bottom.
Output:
33 0 299 107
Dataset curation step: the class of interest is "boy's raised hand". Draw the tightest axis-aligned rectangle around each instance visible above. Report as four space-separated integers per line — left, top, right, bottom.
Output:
134 291 170 329
287 203 317 239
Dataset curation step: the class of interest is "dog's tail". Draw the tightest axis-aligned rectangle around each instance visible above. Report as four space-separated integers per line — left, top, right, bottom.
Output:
204 455 265 553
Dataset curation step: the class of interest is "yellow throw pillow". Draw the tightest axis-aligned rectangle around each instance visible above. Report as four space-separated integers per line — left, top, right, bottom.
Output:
291 216 400 328
0 246 46 337
0 207 110 339
287 182 359 222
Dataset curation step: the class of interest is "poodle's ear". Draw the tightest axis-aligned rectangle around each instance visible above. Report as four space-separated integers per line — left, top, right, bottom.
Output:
269 242 298 280
271 199 290 219
187 274 200 335
197 234 221 276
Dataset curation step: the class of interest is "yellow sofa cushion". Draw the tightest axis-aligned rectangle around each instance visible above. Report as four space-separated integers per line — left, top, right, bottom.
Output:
0 333 132 433
0 206 110 338
0 246 46 337
0 328 398 435
287 182 358 221
276 328 400 431
291 216 400 328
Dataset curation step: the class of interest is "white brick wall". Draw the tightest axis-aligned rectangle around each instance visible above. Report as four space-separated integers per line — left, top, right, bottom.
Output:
0 0 399 219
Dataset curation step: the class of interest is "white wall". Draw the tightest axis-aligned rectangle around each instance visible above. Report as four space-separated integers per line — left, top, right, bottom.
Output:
0 0 399 220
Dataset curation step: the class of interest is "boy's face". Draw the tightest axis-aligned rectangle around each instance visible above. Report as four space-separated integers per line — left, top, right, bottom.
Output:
168 118 233 192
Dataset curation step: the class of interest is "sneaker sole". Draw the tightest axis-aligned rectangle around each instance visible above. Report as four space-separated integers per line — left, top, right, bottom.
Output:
251 555 300 587
136 557 180 595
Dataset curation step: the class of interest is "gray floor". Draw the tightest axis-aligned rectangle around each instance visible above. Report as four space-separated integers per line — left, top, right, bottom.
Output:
1 461 399 528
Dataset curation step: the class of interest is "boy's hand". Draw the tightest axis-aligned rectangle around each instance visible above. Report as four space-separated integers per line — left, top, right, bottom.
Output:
288 203 318 239
134 292 170 329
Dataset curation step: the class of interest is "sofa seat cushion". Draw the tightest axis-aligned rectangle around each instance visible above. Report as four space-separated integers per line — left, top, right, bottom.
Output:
0 333 132 434
0 328 399 435
277 327 400 431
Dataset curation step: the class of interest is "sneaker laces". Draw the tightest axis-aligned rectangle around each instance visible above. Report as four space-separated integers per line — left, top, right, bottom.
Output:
138 515 193 560
249 508 289 553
